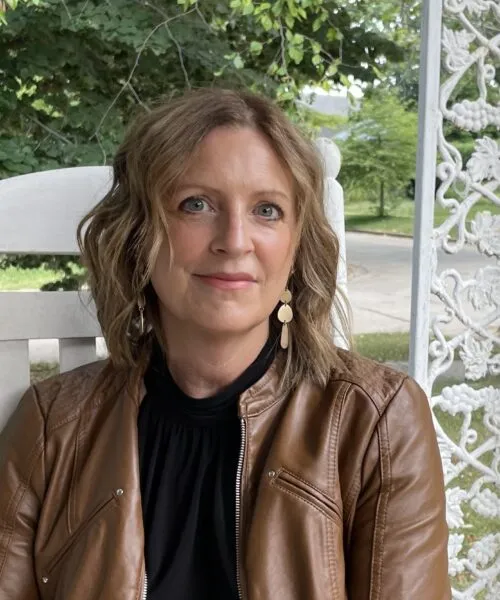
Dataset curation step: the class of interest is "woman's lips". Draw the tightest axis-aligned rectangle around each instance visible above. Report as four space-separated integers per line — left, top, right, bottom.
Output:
194 273 256 290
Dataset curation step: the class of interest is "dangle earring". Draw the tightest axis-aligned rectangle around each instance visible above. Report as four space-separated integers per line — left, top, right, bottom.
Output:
277 289 293 350
137 295 145 336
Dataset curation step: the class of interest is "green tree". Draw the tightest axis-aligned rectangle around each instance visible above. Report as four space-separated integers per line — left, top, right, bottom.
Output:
338 91 418 217
0 0 410 289
364 0 421 105
0 0 406 178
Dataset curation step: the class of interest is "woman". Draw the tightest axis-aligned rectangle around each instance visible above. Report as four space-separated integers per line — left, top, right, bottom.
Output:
0 88 450 599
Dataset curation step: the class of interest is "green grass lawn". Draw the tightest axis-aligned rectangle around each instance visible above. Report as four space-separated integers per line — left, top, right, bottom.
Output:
0 265 66 291
353 331 410 362
345 198 499 237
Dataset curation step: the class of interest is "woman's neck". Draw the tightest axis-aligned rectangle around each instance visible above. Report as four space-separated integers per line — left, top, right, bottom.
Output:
160 321 270 399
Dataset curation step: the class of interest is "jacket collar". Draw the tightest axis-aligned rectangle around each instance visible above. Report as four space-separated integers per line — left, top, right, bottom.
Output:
133 358 285 419
238 361 286 418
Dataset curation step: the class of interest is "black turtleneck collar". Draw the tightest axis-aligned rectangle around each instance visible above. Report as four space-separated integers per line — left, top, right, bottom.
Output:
143 333 278 422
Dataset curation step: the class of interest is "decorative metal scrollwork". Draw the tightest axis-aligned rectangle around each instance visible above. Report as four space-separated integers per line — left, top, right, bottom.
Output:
430 1 499 597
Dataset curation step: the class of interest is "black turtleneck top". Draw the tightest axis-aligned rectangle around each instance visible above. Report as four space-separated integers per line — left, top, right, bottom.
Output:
137 336 277 600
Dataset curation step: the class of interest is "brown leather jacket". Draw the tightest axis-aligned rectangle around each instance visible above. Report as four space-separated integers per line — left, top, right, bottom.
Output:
0 349 451 599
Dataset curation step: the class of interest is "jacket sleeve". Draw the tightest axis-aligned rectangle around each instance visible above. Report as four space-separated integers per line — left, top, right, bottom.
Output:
0 386 45 599
345 377 451 599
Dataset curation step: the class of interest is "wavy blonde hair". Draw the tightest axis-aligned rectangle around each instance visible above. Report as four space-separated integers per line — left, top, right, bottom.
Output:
77 88 351 394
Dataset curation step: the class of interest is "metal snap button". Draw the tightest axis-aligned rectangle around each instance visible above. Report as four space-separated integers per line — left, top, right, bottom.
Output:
116 488 124 496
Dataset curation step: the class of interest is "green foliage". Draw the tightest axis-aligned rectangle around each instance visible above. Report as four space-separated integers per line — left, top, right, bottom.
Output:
338 90 418 217
0 0 408 288
0 0 406 178
367 1 421 105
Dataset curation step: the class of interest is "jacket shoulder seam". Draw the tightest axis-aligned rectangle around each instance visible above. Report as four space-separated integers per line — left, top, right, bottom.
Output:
38 364 108 432
329 376 383 416
329 365 407 416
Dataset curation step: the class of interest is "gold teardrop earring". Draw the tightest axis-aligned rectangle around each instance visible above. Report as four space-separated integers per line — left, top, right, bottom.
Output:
137 295 145 336
277 289 293 350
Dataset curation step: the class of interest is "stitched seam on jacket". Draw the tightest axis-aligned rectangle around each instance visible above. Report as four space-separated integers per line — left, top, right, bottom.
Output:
68 416 82 535
245 392 289 418
341 381 384 524
370 413 391 600
335 383 359 525
0 387 46 582
246 394 286 417
329 376 404 418
272 484 339 523
328 381 348 600
342 381 368 525
0 378 95 582
42 364 111 434
44 495 117 575
331 382 349 485
279 468 340 510
46 410 82 433
343 377 407 524
326 398 335 599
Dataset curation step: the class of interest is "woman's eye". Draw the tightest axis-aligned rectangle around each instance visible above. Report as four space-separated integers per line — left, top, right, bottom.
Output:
179 196 210 213
255 203 283 220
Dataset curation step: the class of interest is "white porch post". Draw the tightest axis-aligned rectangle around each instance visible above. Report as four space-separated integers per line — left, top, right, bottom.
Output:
410 0 500 596
409 0 444 391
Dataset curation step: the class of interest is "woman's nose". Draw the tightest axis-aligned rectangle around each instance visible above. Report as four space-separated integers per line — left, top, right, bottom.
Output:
210 211 254 256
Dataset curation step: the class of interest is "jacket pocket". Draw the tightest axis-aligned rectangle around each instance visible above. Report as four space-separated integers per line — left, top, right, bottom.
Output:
270 468 341 524
43 492 118 577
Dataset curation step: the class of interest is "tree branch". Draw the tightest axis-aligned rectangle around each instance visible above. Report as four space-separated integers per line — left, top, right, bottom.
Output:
143 1 192 89
89 7 196 141
163 18 191 89
29 116 72 145
127 82 151 112
60 0 72 20
279 19 287 70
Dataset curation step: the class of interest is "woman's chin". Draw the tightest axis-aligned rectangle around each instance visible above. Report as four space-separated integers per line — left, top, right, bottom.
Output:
189 311 262 337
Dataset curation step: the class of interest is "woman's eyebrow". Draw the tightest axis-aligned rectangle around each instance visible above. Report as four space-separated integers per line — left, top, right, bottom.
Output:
253 189 291 201
176 182 291 201
175 182 221 195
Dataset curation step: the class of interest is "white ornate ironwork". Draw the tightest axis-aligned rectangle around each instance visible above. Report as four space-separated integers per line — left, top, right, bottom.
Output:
411 1 499 597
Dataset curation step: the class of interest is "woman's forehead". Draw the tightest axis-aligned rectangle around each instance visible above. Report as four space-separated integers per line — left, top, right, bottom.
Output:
179 127 295 197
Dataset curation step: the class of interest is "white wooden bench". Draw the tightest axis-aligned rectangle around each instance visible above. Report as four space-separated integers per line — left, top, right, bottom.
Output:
0 139 348 432
0 166 112 430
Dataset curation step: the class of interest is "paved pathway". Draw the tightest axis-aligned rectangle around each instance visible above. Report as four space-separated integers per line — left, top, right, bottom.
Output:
345 231 490 335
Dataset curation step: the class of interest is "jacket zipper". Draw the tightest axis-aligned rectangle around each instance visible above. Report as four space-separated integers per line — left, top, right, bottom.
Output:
235 417 246 600
142 571 147 600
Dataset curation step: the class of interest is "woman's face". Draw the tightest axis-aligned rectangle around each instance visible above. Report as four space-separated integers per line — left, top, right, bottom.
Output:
150 126 297 340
